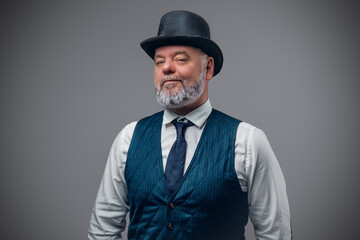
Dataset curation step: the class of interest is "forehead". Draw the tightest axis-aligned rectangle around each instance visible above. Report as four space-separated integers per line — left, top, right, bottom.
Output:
154 45 199 58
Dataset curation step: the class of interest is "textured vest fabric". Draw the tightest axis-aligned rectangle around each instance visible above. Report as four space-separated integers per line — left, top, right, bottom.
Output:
125 109 249 240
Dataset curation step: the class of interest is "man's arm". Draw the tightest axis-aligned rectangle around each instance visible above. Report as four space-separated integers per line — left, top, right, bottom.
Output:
88 122 136 240
248 128 292 239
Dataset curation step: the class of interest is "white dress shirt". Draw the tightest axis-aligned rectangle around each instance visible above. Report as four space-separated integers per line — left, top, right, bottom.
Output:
88 99 292 240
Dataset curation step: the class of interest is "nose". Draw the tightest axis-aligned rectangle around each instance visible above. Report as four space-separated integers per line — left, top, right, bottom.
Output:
162 60 175 74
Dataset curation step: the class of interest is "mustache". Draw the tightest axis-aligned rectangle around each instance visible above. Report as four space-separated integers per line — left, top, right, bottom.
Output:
160 75 184 88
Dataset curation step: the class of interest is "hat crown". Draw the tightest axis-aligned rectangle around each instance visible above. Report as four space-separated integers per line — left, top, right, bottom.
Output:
157 10 211 38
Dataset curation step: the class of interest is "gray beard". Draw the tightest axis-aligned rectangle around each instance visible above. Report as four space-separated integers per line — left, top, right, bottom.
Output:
155 69 206 109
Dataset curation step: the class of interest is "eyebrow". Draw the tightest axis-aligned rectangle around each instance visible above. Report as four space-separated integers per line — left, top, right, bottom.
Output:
154 50 191 60
173 51 190 58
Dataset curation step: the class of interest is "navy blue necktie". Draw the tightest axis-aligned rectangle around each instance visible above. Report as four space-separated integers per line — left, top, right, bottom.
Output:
165 119 194 194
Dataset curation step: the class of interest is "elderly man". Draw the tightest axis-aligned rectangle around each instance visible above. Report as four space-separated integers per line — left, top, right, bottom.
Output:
88 10 292 240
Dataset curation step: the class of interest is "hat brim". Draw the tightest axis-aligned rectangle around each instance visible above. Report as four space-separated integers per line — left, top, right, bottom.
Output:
140 35 223 76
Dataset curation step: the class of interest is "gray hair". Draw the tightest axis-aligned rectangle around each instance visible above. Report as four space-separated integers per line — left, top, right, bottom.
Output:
196 48 209 70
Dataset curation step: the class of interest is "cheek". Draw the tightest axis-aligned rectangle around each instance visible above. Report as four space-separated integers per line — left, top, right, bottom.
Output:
154 70 161 87
178 66 199 80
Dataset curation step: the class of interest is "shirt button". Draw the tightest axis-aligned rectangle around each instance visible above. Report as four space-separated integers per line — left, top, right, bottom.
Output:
168 222 174 230
169 203 175 210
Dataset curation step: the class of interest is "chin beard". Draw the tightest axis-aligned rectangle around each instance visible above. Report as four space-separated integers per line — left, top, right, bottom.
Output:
155 69 206 109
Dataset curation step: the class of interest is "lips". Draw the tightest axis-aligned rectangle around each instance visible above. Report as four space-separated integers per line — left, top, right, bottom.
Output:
160 77 184 88
163 79 181 84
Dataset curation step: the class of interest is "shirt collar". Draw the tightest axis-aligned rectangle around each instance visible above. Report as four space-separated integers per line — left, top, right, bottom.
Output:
163 99 212 128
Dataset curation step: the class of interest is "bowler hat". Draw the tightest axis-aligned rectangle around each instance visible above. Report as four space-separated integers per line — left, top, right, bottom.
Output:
141 10 223 76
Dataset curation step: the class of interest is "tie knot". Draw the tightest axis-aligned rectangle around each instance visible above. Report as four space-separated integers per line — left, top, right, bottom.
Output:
172 119 194 137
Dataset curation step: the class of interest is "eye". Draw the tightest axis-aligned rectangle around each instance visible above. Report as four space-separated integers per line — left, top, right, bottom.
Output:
155 60 165 65
176 58 187 63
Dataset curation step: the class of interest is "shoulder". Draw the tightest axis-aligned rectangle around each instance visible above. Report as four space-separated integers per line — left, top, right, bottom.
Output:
237 122 278 168
105 121 138 167
111 121 138 152
236 121 270 151
237 121 266 137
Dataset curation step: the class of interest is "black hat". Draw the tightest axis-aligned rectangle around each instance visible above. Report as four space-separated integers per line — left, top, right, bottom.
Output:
140 10 223 76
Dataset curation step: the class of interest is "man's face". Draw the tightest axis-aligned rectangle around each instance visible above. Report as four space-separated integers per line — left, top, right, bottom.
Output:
154 45 208 109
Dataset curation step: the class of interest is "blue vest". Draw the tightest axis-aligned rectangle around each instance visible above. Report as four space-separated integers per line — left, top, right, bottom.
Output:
125 109 249 240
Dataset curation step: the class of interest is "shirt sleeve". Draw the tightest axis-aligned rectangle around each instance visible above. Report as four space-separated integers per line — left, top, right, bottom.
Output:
246 127 292 239
88 122 137 240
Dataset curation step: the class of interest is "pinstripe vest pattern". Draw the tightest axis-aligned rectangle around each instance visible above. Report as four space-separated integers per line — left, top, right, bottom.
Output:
125 109 249 240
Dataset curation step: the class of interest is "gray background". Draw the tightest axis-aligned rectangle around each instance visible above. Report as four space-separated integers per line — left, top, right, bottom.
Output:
1 1 359 239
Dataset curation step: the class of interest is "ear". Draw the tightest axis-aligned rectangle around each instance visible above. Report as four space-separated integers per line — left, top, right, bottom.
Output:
205 57 214 81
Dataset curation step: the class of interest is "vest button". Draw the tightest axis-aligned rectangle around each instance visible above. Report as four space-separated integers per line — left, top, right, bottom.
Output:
168 222 174 230
169 202 175 210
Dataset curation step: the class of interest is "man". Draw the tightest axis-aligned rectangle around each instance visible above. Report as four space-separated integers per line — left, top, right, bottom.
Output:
88 10 291 240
